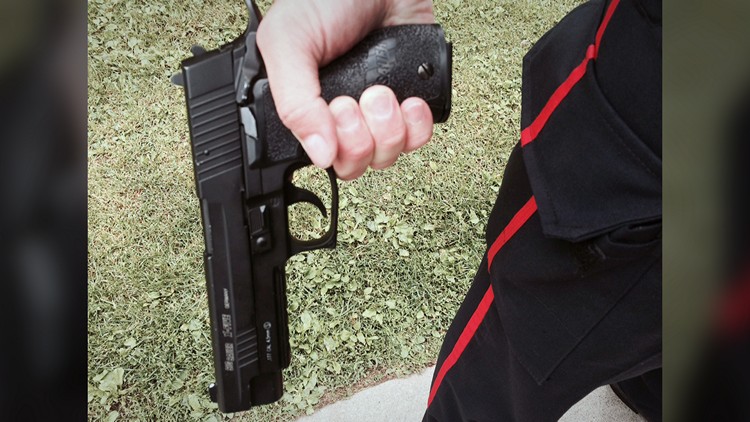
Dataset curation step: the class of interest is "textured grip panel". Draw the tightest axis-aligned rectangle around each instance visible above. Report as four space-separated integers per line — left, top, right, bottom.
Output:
320 24 451 118
256 24 452 164
254 80 303 164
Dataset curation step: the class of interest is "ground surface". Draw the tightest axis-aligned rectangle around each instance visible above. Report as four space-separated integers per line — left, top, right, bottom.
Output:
296 366 644 422
88 0 581 420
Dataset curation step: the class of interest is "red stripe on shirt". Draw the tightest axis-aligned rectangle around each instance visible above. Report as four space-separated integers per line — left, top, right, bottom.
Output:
520 46 595 146
595 0 621 56
487 196 538 271
520 0 621 147
427 197 537 407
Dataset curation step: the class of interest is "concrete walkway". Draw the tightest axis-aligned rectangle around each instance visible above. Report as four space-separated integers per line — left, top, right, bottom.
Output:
297 366 643 422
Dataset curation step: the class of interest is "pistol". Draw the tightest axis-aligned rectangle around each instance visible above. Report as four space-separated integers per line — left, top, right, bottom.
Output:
172 0 452 412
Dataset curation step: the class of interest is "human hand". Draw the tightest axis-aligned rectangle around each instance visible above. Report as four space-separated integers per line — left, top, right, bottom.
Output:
256 0 436 180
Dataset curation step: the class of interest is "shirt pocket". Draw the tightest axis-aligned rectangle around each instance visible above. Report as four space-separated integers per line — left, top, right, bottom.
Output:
490 216 661 384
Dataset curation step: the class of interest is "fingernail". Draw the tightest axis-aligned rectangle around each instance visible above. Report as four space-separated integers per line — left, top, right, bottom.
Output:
403 102 426 126
332 103 360 131
366 91 393 118
301 134 332 167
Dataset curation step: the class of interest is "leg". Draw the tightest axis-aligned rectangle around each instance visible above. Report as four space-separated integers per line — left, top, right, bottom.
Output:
423 146 661 421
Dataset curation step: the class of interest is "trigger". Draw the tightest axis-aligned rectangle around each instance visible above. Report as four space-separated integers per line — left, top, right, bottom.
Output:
287 185 328 218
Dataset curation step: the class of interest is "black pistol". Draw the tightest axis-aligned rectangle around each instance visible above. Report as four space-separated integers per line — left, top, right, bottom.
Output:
172 0 452 413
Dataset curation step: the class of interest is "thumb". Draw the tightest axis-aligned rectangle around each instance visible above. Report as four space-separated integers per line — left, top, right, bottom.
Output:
256 19 338 169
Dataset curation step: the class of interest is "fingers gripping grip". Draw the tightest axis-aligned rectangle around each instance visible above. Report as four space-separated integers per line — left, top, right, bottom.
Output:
253 24 452 164
320 24 452 121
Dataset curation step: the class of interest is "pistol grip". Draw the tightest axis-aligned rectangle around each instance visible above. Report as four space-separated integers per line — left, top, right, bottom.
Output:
252 24 452 166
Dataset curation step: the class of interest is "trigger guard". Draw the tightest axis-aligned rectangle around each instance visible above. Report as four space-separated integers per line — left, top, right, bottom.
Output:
287 167 339 256
286 185 327 219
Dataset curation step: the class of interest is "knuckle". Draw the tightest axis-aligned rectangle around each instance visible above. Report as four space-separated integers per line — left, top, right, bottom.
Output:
275 103 308 129
341 139 373 161
376 132 405 149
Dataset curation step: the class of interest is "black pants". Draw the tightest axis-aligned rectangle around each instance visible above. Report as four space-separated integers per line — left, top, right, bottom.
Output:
422 146 661 422
423 0 661 419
